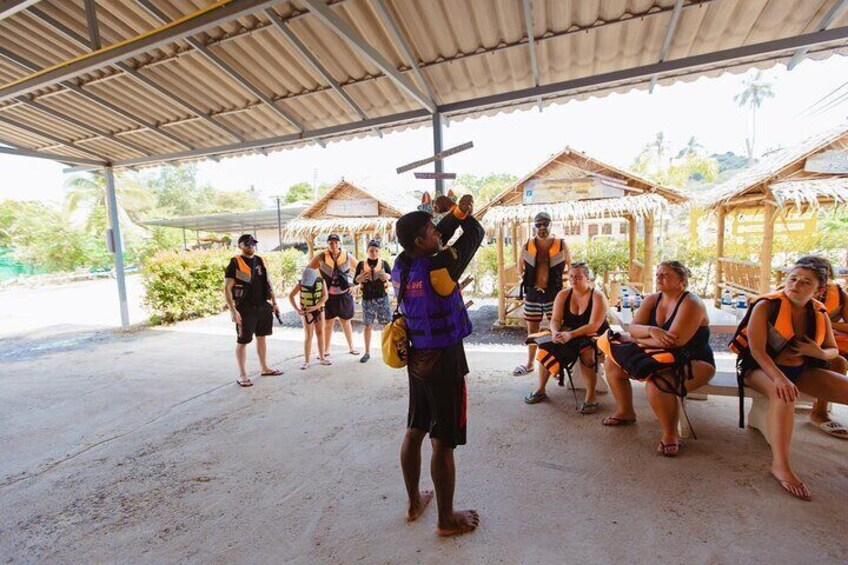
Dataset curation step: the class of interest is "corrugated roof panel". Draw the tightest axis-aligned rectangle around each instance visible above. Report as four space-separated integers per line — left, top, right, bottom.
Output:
36 89 141 134
137 54 246 113
0 10 86 68
0 103 93 142
74 136 144 161
118 127 192 154
164 117 230 148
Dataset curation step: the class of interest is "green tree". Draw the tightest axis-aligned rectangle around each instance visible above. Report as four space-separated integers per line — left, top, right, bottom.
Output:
210 190 262 212
734 70 775 164
150 164 216 216
632 135 719 188
65 171 154 232
448 173 518 205
284 181 313 203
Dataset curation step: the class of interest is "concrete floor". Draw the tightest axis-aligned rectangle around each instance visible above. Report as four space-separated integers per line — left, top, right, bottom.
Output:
2 314 847 564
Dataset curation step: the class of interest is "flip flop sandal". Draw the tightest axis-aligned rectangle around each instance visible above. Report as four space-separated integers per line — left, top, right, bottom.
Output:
261 369 283 376
578 402 600 414
236 377 253 387
602 416 636 426
299 362 310 370
815 420 848 439
657 440 683 457
349 350 361 355
524 391 548 404
513 364 533 376
319 358 332 366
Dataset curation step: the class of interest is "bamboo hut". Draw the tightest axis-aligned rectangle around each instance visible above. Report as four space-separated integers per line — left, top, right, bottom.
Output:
478 147 685 327
283 181 418 259
701 123 848 305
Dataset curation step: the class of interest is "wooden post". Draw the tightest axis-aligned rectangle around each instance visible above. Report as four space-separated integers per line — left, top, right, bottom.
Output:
628 216 637 279
714 207 726 307
643 213 655 292
307 234 315 259
497 224 506 326
354 232 361 259
511 221 519 267
759 203 777 294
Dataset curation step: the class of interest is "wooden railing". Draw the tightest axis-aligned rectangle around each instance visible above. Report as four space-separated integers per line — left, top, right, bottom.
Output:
718 258 760 296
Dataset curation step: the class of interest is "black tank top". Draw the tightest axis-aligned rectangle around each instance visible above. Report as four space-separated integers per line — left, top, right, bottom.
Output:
562 288 609 335
648 291 714 365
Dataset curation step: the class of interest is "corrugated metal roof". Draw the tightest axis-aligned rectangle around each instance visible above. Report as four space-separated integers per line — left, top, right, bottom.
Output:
1 0 847 168
144 201 308 230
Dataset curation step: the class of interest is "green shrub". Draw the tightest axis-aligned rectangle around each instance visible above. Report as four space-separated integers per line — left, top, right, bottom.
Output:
569 237 631 279
143 248 305 324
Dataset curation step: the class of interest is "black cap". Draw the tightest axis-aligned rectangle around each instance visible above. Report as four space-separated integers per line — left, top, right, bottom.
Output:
238 234 258 245
327 233 340 242
367 239 381 249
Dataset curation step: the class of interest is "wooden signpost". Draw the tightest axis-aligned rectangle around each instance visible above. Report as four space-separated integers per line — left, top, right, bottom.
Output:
396 141 473 174
414 172 457 180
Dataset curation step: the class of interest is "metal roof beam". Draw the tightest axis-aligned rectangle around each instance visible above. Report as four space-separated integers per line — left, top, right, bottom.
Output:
82 0 101 50
0 113 110 161
22 6 243 142
0 0 287 102
15 97 153 156
0 0 40 21
439 25 848 113
787 0 848 70
136 0 304 133
0 143 107 166
520 0 543 111
649 0 683 93
301 0 435 113
264 8 381 136
370 0 436 104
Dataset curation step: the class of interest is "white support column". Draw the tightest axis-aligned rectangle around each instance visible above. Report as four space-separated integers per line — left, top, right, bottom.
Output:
104 166 130 328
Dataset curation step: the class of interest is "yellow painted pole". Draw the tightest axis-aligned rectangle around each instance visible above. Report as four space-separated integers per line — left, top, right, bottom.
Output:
714 207 726 306
497 224 506 325
759 203 777 294
643 213 655 292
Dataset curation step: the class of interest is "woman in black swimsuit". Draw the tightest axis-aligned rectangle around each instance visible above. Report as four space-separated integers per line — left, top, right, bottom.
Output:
602 261 716 457
740 262 846 501
524 263 609 412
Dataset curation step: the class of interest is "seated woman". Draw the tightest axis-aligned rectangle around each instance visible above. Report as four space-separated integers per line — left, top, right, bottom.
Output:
733 261 848 500
601 261 716 457
524 262 609 413
794 255 848 439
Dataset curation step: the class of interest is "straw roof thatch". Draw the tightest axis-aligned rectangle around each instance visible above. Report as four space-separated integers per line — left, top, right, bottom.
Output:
700 122 848 211
282 180 418 241
478 146 684 227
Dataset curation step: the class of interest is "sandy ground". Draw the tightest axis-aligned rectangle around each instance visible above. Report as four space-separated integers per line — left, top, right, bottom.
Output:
2 309 847 565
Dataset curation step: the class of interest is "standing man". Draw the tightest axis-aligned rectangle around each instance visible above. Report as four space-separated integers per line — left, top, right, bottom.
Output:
394 193 484 537
513 212 571 376
308 234 360 356
224 234 283 387
354 240 392 363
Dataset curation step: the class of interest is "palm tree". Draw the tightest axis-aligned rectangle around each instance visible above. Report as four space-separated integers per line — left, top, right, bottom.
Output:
676 136 704 158
65 172 154 233
734 70 775 165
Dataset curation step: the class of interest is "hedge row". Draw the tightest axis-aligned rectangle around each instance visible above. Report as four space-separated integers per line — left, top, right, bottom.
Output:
142 248 305 324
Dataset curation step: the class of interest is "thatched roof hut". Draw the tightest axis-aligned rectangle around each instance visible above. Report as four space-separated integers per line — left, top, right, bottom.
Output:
283 180 419 257
478 146 684 326
700 122 848 300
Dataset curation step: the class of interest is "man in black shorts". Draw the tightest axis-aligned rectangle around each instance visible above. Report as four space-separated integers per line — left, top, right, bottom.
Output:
224 234 282 386
308 234 360 356
393 193 483 536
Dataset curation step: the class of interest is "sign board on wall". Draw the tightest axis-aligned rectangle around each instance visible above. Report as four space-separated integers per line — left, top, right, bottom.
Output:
325 199 379 217
523 177 626 205
804 150 848 174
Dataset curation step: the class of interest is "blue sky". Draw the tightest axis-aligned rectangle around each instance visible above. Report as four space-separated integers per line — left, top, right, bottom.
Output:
3 54 847 205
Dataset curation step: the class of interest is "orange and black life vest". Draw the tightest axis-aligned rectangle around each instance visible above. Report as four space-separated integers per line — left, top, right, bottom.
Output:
729 290 828 428
231 255 270 305
818 282 846 322
319 250 352 293
521 237 567 295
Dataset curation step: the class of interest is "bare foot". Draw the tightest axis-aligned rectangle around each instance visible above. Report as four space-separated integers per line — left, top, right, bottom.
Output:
771 467 812 501
405 490 434 522
436 510 480 537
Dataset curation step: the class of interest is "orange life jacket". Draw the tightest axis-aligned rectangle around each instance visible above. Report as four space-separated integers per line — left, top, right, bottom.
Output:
521 237 567 295
729 290 827 357
818 282 846 322
234 255 252 283
319 250 352 293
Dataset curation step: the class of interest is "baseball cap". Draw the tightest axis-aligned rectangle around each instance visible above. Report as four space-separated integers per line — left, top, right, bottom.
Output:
367 239 381 249
534 212 552 223
327 233 340 242
238 234 258 245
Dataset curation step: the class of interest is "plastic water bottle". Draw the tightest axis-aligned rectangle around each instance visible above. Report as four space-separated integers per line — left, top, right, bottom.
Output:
721 289 732 307
633 293 642 308
622 292 631 309
735 295 747 318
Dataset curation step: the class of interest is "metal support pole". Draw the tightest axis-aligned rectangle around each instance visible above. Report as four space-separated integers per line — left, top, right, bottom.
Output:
432 112 444 196
276 196 283 250
182 227 187 250
104 166 130 328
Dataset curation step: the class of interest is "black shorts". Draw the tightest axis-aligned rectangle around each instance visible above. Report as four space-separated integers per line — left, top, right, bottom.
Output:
325 292 354 320
407 342 469 448
236 302 273 344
